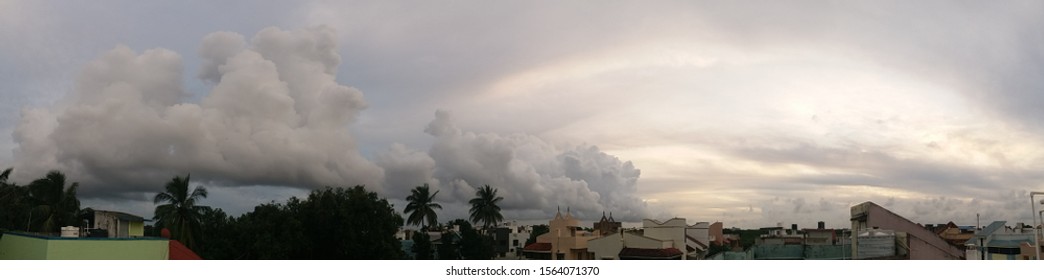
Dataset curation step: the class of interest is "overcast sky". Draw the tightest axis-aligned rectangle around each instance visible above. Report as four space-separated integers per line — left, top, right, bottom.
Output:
3 1 1044 229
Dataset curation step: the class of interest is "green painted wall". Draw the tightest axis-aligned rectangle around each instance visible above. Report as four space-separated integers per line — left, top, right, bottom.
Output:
0 233 50 260
0 232 168 260
748 244 847 260
128 221 144 237
752 244 804 259
47 239 168 260
708 251 751 260
805 244 845 259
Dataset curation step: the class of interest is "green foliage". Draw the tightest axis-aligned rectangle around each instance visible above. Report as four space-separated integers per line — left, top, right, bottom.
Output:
412 231 432 260
197 208 240 259
0 168 31 231
437 230 460 260
297 186 405 259
153 174 210 252
27 171 80 233
227 202 307 259
723 228 767 250
468 185 503 229
707 243 731 256
404 184 441 229
191 185 404 260
527 224 549 245
455 221 494 260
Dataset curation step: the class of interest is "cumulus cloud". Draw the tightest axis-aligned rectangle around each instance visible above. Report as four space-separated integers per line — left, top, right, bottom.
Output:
376 111 650 222
11 26 382 198
374 143 435 197
9 25 653 223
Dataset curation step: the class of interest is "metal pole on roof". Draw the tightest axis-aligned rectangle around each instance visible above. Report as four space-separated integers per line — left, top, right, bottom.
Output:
840 229 844 260
1039 210 1044 260
1038 210 1044 260
980 236 985 260
1031 191 1043 260
851 222 858 260
974 213 980 260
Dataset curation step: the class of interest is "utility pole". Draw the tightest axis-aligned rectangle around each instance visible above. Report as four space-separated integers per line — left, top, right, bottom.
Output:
1031 192 1043 261
840 229 846 260
976 213 982 260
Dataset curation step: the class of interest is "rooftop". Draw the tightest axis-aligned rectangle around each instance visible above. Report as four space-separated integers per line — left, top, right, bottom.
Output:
91 209 147 222
523 242 552 252
168 240 201 260
618 247 683 259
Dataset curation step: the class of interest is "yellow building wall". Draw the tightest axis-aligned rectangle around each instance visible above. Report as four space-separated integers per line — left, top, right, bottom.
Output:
128 221 144 237
989 253 1016 260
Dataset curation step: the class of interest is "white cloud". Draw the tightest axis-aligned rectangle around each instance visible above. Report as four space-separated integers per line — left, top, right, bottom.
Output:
11 27 382 197
391 111 653 222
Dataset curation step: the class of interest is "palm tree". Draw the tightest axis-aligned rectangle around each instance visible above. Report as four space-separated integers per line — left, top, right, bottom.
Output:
0 168 12 201
27 171 81 233
154 174 210 251
404 184 441 229
0 168 10 185
0 168 9 205
468 185 503 230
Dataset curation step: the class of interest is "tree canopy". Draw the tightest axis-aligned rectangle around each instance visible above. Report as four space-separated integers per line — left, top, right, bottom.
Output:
1 169 83 234
526 224 549 246
449 219 495 260
299 186 405 259
195 185 405 260
412 231 433 260
27 171 81 233
0 168 31 231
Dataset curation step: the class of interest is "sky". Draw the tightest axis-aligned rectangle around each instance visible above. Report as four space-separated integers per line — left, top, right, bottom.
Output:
3 1 1044 229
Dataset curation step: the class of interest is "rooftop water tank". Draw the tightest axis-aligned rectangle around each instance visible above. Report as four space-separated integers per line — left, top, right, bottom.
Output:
60 226 80 238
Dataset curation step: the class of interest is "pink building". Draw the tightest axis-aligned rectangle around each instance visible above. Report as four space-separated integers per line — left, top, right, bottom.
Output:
850 201 964 259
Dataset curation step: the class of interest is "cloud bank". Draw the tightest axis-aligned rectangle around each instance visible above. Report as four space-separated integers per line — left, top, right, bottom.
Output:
378 111 650 222
9 26 652 221
12 27 380 198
